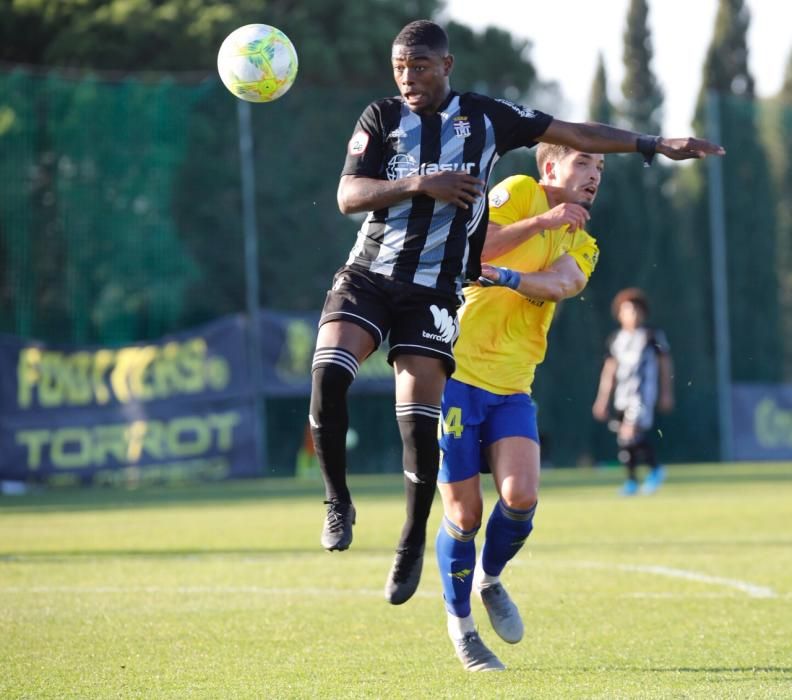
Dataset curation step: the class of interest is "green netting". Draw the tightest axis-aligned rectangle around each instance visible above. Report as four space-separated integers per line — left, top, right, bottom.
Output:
1 69 790 468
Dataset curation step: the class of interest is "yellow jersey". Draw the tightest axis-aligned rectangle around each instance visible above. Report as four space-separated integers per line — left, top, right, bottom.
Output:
452 175 599 395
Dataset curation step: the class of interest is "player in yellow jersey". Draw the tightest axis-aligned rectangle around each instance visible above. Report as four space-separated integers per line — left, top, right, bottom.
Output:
434 143 604 671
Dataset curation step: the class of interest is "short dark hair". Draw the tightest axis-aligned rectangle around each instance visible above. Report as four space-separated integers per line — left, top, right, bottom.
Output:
611 287 649 319
536 143 574 176
393 20 448 52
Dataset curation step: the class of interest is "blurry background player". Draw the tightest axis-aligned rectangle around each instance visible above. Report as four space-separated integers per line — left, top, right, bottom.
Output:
592 288 674 495
309 18 723 607
435 144 603 672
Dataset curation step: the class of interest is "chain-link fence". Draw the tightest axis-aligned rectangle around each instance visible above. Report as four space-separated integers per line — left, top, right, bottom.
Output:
2 68 790 474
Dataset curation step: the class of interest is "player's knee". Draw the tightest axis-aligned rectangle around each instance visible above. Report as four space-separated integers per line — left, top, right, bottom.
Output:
309 351 356 422
396 409 439 446
444 498 483 532
396 404 441 473
499 486 538 512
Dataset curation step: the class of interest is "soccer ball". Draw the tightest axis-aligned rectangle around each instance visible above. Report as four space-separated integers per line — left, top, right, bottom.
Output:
217 24 298 103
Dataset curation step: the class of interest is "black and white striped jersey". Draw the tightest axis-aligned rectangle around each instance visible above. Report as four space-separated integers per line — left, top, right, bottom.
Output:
608 327 671 429
340 91 553 294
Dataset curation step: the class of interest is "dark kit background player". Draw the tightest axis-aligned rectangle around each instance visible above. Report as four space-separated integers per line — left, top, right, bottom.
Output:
593 288 674 495
309 19 723 605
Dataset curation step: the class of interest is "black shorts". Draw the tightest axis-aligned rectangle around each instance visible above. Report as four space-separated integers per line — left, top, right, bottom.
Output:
609 410 651 447
319 265 461 376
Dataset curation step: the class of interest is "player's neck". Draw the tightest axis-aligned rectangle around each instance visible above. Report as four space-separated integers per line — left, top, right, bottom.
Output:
540 183 570 208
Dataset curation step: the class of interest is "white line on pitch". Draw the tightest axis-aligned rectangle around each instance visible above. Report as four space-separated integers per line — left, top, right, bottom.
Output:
553 560 778 599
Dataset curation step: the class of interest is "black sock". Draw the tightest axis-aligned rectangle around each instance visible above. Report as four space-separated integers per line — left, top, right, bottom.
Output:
395 403 441 551
620 445 638 481
309 348 358 503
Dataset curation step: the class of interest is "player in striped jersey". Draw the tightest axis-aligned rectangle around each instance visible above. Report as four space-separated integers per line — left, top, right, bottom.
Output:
310 19 723 608
593 288 674 495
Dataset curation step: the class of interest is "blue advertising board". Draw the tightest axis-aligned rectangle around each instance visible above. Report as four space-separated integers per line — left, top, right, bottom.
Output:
0 311 394 486
0 315 258 485
731 383 792 461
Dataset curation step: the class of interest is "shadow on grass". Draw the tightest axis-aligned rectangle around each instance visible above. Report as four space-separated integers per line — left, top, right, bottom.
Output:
0 546 397 560
0 476 403 514
2 463 790 514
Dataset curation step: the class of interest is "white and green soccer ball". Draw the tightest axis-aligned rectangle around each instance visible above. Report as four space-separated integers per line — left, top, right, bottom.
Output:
217 24 298 102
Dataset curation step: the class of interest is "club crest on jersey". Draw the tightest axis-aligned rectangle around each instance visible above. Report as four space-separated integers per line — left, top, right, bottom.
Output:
386 153 476 181
453 116 471 138
348 130 369 156
489 188 510 208
495 98 537 119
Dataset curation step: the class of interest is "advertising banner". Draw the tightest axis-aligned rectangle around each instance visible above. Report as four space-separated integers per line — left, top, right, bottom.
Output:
0 311 395 485
259 310 393 397
731 383 792 461
0 316 258 485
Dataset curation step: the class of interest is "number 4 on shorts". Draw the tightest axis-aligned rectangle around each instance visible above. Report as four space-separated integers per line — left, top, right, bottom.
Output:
442 406 464 438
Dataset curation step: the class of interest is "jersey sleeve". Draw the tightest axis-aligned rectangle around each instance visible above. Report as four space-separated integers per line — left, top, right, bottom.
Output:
340 102 386 178
604 331 617 359
464 202 489 281
487 175 537 226
649 328 671 354
565 233 600 280
483 97 554 154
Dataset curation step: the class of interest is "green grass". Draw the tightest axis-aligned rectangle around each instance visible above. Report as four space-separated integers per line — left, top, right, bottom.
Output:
1 463 791 699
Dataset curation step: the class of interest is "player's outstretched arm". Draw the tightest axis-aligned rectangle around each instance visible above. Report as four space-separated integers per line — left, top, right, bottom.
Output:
337 172 484 215
538 119 725 164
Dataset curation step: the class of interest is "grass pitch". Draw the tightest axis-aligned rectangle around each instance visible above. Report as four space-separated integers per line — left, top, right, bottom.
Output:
1 463 791 699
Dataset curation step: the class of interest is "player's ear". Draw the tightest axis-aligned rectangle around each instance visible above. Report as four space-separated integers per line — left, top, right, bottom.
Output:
443 53 454 76
545 161 556 181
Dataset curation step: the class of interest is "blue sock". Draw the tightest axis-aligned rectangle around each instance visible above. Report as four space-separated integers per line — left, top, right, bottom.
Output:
481 499 537 577
435 516 479 618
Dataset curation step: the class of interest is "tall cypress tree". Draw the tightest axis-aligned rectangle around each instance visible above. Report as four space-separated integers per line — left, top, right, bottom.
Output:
621 0 663 135
618 0 670 280
533 55 618 467
695 0 754 115
777 52 792 377
691 0 781 384
589 54 614 124
615 0 693 459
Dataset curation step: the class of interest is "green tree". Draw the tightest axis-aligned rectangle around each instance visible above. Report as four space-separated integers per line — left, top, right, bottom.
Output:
691 0 781 384
0 1 544 342
589 54 614 124
445 22 536 96
695 0 754 108
620 0 663 135
777 51 792 376
0 1 438 84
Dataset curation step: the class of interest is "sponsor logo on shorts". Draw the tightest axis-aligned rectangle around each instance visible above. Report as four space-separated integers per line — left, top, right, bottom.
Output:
332 275 348 291
422 304 459 344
